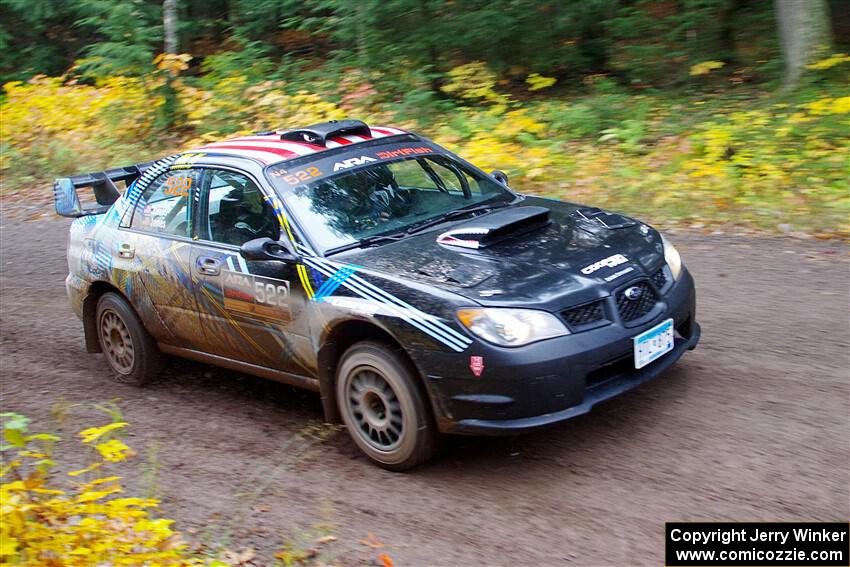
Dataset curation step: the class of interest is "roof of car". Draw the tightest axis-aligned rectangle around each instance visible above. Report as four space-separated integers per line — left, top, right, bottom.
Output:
190 125 409 165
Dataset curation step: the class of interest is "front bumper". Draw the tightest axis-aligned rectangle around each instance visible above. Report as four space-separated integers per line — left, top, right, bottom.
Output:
416 268 700 435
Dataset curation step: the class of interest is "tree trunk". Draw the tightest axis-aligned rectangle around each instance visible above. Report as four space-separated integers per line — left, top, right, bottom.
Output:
163 0 178 54
775 0 833 88
160 0 179 129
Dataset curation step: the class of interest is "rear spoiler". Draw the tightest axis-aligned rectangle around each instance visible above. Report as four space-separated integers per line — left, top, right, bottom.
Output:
53 161 155 218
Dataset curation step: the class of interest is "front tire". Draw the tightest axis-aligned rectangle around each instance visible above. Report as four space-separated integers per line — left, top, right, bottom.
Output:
336 342 438 471
96 292 161 385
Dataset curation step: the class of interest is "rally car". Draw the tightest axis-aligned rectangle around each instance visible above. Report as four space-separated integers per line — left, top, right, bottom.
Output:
54 119 700 470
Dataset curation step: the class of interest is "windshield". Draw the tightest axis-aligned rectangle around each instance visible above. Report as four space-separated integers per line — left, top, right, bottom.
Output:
271 153 514 252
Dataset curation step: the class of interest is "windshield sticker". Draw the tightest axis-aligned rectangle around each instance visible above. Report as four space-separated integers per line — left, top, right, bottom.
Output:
170 152 205 170
266 141 441 188
270 166 322 185
163 175 192 197
333 156 377 171
375 146 433 159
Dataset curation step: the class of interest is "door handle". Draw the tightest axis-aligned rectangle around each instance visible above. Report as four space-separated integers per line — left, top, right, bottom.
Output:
196 256 221 276
117 242 135 259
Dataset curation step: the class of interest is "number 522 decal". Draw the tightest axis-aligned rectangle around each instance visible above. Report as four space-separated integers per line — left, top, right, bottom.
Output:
222 270 292 322
270 166 321 185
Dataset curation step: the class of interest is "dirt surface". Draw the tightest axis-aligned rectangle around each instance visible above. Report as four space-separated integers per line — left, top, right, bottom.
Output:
1 213 848 566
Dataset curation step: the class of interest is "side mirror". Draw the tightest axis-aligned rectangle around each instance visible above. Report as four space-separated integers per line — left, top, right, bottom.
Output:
240 237 298 262
490 170 509 186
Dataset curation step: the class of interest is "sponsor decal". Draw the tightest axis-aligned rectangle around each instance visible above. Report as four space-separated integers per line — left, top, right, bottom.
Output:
581 253 629 275
269 166 322 185
603 266 634 281
375 146 433 159
436 227 489 249
478 289 504 297
222 270 292 322
333 156 376 171
469 356 485 377
163 175 192 197
170 153 206 170
324 296 378 317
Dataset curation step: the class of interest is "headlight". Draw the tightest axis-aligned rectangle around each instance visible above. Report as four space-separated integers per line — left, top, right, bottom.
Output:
457 308 569 347
661 234 683 281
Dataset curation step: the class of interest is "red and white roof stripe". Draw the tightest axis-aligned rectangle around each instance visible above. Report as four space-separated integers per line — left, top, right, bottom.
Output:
192 126 407 165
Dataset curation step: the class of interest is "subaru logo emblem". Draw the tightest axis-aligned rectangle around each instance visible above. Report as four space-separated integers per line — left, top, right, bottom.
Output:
624 286 642 301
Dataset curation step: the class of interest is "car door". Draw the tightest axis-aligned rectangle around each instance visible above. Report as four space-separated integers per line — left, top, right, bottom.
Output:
190 167 313 375
121 168 205 349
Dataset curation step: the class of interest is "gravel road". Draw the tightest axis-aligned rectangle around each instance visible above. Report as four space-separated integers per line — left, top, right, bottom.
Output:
1 213 847 566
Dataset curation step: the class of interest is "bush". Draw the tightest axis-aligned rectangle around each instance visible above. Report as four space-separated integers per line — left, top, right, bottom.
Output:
1 57 847 235
0 412 206 565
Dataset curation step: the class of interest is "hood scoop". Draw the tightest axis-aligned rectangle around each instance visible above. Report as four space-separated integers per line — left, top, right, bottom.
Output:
437 206 550 249
573 207 636 230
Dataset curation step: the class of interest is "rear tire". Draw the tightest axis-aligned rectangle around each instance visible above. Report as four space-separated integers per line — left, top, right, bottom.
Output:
336 341 438 471
96 292 161 385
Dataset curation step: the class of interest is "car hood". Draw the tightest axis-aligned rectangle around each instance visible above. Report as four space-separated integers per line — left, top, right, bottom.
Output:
339 197 665 310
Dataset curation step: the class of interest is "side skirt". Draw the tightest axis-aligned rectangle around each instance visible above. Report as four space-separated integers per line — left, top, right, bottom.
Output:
157 344 321 392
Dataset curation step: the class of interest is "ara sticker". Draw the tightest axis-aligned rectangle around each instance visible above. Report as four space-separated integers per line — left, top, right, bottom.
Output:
222 270 292 322
470 356 485 377
333 156 376 171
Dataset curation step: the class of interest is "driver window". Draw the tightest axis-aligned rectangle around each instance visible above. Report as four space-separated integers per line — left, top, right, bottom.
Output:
201 169 280 247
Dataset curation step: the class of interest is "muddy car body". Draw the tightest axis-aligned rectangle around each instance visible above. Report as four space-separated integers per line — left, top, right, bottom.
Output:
54 120 700 469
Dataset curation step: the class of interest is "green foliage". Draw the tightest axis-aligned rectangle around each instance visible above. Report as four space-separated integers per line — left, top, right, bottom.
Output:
3 56 848 235
1 0 846 87
74 0 162 78
198 42 276 86
0 1 848 234
608 0 778 85
0 0 82 81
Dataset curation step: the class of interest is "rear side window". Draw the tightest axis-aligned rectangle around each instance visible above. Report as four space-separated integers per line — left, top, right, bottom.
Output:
130 170 202 237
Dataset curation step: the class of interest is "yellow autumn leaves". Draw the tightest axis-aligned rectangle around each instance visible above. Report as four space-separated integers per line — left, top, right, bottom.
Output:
0 415 201 566
1 55 848 233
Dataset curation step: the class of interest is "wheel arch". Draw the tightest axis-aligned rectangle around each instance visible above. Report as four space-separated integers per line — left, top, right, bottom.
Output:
82 281 130 353
316 318 426 424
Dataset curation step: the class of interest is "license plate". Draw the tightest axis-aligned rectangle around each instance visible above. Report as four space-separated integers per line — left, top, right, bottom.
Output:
633 318 674 369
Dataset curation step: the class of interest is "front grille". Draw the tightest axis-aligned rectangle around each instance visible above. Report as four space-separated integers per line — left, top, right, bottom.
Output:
586 354 634 388
616 281 657 322
651 267 667 290
561 300 606 329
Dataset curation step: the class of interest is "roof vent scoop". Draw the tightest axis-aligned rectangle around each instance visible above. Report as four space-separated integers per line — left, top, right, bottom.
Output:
279 119 371 147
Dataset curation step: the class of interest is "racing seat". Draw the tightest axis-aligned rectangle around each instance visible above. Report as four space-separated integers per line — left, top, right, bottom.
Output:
211 188 243 243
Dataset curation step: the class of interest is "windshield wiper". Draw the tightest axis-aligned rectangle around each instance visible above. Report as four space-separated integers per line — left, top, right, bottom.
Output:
323 200 515 256
323 232 408 256
404 200 511 235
